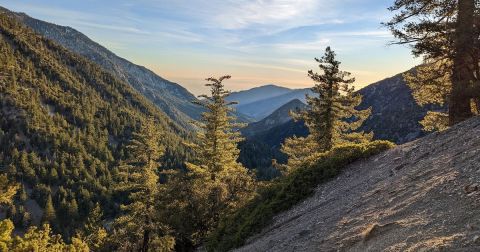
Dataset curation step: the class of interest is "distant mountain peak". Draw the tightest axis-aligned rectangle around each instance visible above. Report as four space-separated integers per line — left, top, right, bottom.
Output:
227 84 294 111
242 98 307 137
235 84 291 92
231 86 313 121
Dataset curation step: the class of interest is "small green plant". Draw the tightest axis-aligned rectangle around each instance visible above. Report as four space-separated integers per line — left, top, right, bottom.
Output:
207 141 393 251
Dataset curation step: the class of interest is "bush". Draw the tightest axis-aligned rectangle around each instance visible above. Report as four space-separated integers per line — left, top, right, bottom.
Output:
207 141 393 251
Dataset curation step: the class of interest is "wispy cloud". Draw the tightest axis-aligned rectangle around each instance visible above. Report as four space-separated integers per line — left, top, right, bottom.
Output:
0 0 419 94
229 61 306 74
211 0 321 29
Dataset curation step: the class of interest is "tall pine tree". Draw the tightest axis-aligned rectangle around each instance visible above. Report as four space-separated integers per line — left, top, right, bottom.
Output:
42 194 56 226
282 47 372 169
185 76 255 239
386 0 480 126
113 117 174 252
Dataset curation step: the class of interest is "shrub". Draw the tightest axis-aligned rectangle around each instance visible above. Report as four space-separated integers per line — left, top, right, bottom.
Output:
207 141 393 251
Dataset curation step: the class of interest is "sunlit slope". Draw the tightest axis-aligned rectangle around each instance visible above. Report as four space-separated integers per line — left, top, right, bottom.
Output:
236 117 480 251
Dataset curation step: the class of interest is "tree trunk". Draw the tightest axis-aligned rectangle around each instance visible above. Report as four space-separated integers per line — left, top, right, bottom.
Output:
449 0 475 125
141 229 150 252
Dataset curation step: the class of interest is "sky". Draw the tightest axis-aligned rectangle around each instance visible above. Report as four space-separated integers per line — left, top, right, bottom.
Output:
0 0 421 95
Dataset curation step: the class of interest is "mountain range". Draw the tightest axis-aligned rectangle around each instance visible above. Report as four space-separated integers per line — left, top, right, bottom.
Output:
241 98 306 137
228 85 313 120
1 6 442 176
3 7 205 129
2 7 436 147
0 4 469 252
236 72 444 178
239 72 438 144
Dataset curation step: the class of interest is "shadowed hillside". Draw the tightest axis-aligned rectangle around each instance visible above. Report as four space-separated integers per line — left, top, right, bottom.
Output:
357 72 443 144
242 99 307 137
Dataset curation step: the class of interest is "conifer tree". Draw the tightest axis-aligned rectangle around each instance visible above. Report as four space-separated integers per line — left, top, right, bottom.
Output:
0 175 16 251
77 202 107 251
386 0 480 126
42 194 56 226
0 174 17 205
68 198 79 221
18 185 27 203
189 76 245 178
186 75 255 238
113 117 174 252
0 219 14 251
282 47 371 168
10 223 89 251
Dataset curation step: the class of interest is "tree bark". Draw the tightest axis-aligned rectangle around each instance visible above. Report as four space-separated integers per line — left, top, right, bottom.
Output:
449 0 476 125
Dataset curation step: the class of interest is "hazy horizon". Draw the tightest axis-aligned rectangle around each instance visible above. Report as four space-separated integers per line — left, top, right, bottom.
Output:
0 0 420 95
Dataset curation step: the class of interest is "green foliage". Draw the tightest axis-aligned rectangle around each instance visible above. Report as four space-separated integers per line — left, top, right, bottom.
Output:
0 219 14 251
386 0 480 125
76 203 107 251
42 194 56 226
404 61 452 108
207 141 393 251
188 76 245 175
420 111 450 132
403 59 452 132
0 174 17 205
238 139 284 180
0 219 88 251
282 47 372 170
112 118 173 251
0 12 192 239
160 76 256 248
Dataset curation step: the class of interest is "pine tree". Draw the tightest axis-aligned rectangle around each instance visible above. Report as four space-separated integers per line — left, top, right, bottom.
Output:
0 219 14 251
77 203 107 250
18 185 27 203
188 76 244 178
0 175 17 205
385 0 480 126
10 223 89 251
68 198 79 221
282 47 372 168
42 194 56 225
185 75 255 239
113 117 174 252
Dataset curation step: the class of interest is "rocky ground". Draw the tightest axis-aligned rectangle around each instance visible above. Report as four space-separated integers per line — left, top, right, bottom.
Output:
235 117 480 252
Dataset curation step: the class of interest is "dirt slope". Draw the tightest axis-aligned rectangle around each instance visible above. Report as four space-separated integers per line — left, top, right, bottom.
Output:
235 117 480 252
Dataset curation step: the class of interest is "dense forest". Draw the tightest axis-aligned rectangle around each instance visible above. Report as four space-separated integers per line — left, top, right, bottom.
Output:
0 12 192 248
0 0 479 251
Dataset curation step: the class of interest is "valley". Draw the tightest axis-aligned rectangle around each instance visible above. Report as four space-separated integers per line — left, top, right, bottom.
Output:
0 1 478 251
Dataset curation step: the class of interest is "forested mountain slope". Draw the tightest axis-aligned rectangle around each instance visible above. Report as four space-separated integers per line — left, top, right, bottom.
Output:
356 72 442 144
0 11 191 239
0 6 203 129
242 99 306 137
236 116 480 252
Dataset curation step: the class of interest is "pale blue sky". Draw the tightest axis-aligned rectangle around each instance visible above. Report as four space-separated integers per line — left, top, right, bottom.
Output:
1 0 420 95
